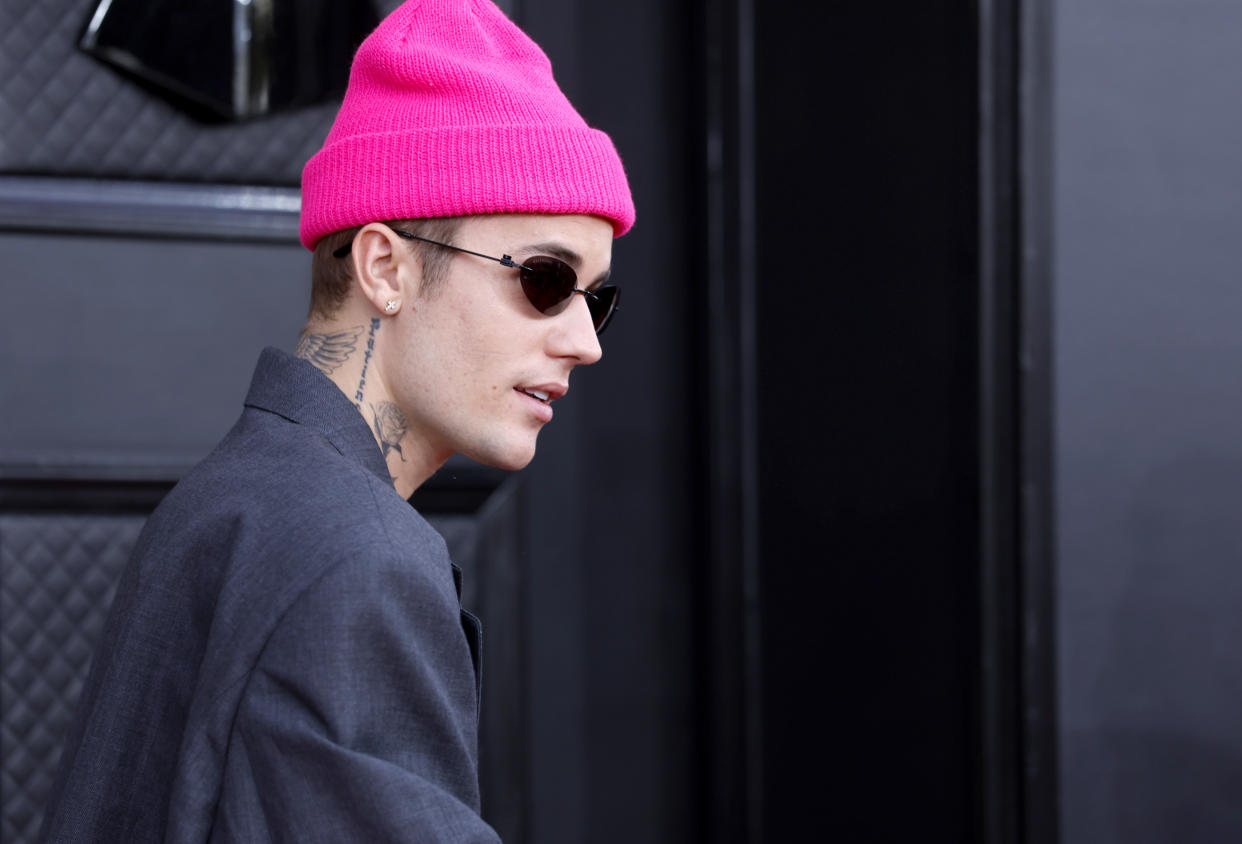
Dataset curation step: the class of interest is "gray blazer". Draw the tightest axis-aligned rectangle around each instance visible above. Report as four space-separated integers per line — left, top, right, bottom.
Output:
39 348 499 843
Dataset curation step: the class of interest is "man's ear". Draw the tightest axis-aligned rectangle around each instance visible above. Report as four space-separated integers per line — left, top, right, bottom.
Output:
351 223 414 316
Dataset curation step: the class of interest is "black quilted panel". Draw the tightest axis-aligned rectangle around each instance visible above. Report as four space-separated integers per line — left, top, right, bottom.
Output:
0 0 342 185
0 514 145 844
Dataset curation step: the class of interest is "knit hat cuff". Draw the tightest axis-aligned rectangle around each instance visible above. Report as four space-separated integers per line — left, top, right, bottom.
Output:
300 124 635 249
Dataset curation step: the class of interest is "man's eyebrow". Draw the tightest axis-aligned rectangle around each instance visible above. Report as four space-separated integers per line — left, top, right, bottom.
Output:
522 241 612 290
522 241 582 266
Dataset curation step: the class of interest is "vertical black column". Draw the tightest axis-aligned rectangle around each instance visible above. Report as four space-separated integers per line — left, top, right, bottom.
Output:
691 1 1055 840
696 0 763 840
753 4 981 839
979 0 1058 841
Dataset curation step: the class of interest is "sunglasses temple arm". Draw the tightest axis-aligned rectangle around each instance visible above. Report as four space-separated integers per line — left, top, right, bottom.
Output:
400 232 532 272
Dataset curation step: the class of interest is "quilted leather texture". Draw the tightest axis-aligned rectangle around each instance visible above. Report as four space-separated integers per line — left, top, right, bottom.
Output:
0 514 145 844
0 0 340 185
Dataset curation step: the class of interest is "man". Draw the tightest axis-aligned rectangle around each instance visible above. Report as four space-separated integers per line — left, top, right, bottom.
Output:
37 0 634 841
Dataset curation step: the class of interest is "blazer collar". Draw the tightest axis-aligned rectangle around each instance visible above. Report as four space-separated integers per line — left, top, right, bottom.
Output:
243 347 391 485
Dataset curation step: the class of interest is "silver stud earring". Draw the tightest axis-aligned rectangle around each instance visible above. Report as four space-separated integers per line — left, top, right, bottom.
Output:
384 300 398 312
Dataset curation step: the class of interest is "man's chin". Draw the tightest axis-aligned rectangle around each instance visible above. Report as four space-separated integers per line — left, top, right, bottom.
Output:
466 441 537 473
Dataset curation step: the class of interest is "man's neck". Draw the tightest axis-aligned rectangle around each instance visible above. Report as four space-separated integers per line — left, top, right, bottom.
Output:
295 315 441 498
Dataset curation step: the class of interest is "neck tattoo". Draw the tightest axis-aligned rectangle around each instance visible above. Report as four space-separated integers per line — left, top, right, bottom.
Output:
371 401 410 464
296 325 362 376
353 317 381 409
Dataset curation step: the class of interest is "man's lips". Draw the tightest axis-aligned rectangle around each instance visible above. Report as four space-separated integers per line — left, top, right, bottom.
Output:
515 383 568 403
514 383 566 422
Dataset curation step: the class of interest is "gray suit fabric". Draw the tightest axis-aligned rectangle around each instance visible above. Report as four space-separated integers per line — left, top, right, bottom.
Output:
38 348 500 843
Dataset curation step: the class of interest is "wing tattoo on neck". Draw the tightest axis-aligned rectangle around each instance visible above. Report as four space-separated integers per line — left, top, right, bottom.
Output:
295 326 364 375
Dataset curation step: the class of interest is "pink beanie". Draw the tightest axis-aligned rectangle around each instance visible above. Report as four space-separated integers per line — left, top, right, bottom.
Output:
300 0 635 250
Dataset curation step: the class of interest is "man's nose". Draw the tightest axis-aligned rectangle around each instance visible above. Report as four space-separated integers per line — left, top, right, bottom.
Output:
555 292 603 364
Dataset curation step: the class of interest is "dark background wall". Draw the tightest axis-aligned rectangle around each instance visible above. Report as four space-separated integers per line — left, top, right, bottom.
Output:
1053 2 1242 842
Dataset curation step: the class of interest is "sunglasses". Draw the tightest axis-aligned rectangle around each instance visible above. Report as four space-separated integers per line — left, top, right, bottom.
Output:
334 227 620 334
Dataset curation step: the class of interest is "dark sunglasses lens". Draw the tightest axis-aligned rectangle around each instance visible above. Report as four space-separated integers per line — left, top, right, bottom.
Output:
520 257 577 314
588 285 620 334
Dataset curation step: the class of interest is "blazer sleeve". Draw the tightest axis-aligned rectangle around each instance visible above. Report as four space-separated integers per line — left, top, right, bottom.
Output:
210 551 500 844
